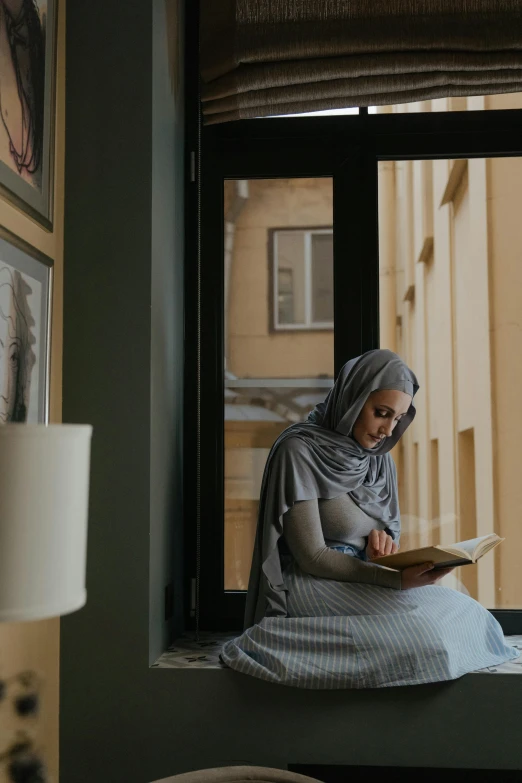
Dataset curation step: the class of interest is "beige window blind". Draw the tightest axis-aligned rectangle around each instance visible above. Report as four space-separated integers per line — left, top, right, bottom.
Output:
200 1 522 123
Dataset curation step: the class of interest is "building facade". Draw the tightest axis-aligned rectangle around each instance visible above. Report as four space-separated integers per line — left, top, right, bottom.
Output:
379 92 522 607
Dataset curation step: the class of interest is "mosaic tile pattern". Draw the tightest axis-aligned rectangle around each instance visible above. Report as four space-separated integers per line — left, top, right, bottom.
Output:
153 633 522 674
152 632 233 669
474 635 522 674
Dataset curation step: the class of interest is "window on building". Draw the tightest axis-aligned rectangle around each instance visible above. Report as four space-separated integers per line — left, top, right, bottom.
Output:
273 228 334 330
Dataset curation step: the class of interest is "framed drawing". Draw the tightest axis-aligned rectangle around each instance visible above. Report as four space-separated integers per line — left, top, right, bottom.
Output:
0 226 52 423
0 0 57 229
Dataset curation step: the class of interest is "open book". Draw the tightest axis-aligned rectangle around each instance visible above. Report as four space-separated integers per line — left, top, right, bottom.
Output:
372 533 503 571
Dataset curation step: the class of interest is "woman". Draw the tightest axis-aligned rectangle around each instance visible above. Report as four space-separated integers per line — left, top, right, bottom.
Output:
221 349 518 688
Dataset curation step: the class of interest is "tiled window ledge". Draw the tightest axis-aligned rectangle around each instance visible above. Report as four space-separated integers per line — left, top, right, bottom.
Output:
152 632 522 674
152 632 232 669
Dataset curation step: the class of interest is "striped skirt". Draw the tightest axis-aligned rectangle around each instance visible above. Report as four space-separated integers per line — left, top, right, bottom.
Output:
221 562 519 689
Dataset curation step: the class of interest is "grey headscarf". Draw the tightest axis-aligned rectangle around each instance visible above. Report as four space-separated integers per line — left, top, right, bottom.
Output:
244 349 419 628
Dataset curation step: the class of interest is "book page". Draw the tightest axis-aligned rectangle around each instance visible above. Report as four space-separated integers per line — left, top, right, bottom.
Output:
373 546 468 570
446 534 496 560
374 534 501 570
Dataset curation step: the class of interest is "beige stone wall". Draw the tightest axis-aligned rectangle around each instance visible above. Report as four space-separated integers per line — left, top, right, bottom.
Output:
227 177 334 379
0 4 65 781
487 152 522 607
379 93 522 607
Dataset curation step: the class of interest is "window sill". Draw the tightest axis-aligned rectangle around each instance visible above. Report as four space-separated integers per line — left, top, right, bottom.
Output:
152 632 232 669
152 632 522 674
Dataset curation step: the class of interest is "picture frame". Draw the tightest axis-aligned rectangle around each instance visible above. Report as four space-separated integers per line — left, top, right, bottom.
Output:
0 225 53 423
0 0 58 230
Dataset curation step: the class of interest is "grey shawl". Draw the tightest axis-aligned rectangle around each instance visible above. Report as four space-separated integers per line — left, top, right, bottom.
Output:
244 349 419 628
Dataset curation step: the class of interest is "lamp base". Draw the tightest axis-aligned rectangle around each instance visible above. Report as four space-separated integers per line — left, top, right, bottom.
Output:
0 589 87 623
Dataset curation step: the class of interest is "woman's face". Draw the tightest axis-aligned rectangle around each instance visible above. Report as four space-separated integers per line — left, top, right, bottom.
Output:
352 389 412 449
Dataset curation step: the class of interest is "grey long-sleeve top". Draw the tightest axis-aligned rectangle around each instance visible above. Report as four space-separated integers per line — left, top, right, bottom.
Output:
283 493 402 590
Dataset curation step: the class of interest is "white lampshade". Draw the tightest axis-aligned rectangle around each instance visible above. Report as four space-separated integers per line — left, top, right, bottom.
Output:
0 424 92 622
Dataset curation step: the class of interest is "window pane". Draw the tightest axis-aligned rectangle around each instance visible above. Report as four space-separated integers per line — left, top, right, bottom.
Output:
273 108 360 118
276 230 306 325
277 268 295 324
370 93 522 115
224 178 334 590
378 155 522 609
311 232 334 324
274 94 522 119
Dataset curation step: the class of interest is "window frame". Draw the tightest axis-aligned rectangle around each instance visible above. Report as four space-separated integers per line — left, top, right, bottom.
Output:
271 226 334 332
186 106 522 632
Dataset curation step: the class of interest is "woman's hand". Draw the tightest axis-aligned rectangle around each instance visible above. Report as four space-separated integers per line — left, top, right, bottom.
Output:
366 529 398 560
401 562 455 590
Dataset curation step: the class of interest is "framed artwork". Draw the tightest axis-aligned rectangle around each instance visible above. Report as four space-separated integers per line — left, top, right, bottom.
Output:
0 0 57 229
0 226 52 423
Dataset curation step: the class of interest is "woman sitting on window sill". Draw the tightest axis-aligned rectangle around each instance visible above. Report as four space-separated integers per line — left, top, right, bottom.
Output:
220 349 518 688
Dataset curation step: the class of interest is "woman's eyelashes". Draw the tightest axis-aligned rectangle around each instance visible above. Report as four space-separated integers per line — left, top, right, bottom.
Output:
375 409 404 422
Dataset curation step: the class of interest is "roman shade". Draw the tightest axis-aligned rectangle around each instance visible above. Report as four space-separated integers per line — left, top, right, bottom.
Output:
200 1 522 123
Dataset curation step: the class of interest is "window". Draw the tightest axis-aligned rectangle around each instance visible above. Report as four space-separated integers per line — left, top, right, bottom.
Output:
379 153 522 612
223 179 334 595
287 92 522 117
191 104 522 631
273 228 334 330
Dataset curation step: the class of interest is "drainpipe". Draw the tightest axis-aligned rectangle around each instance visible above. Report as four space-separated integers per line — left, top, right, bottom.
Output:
378 161 397 352
224 179 249 371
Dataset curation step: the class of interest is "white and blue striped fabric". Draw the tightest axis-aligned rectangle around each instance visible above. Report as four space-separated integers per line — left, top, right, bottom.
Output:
221 562 519 689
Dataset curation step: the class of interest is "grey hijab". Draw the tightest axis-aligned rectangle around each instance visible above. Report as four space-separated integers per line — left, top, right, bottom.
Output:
244 349 419 628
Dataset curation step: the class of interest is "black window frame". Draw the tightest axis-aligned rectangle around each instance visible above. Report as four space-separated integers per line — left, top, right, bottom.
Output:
185 106 522 633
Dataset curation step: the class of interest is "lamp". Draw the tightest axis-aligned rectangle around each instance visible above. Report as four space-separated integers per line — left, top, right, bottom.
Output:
0 424 92 621
0 424 92 782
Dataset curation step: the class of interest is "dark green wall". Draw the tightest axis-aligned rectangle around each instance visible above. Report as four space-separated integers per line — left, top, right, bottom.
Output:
149 0 185 661
61 2 522 782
